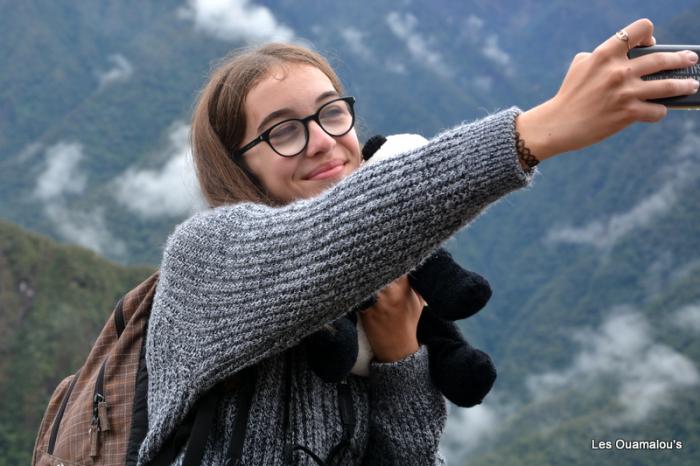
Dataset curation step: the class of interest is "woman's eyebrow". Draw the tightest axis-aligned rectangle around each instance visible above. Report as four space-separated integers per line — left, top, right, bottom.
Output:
257 108 294 133
256 91 340 133
315 90 339 103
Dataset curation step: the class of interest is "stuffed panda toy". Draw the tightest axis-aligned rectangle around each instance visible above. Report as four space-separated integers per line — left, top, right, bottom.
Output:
304 134 497 408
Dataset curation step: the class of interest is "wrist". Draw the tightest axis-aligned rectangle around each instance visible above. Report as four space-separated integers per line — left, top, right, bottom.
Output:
514 130 540 171
374 340 420 363
515 99 562 162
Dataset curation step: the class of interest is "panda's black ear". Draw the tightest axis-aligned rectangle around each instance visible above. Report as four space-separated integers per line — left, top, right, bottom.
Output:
362 134 387 161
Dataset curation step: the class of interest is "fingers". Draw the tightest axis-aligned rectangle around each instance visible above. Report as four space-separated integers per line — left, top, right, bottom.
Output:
595 18 654 58
639 34 656 48
373 274 424 313
375 275 411 306
636 77 700 101
627 101 668 123
630 50 699 77
629 50 700 102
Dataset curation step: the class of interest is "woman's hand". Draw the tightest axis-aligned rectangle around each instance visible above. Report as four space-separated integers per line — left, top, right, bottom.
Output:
516 18 699 161
359 275 425 363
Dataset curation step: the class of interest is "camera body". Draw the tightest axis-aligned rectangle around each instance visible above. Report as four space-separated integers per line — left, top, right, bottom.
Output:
628 45 700 109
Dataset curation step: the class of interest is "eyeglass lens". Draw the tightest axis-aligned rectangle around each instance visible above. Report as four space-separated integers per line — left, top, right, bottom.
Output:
268 99 354 156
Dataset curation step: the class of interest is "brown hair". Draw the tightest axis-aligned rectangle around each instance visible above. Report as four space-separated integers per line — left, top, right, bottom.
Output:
190 43 345 208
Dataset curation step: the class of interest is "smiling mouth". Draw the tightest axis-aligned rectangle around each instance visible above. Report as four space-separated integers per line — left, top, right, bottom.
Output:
306 162 346 180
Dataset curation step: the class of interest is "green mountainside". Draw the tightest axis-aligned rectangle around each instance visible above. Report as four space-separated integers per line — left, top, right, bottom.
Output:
0 221 154 465
453 263 700 466
2 0 696 264
2 1 700 465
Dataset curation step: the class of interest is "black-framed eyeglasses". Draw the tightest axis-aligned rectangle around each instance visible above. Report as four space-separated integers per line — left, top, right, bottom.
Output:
233 96 356 158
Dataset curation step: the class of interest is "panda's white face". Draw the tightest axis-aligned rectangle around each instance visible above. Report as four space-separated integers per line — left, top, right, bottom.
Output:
364 134 430 166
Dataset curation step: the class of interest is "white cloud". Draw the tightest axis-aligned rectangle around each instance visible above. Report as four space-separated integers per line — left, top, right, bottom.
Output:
441 397 511 463
545 123 700 249
526 309 699 423
386 60 407 74
178 0 293 43
386 11 451 78
442 306 699 465
461 14 514 75
463 14 484 42
33 142 126 257
340 27 374 61
482 34 512 68
113 122 207 218
616 342 698 422
672 303 700 333
96 54 133 90
545 182 677 248
34 142 87 200
44 203 127 257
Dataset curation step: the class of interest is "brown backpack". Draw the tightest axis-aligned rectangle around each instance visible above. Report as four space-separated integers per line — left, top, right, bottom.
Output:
31 271 160 465
31 271 256 466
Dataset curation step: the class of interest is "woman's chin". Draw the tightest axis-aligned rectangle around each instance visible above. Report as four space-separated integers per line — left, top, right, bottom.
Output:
298 177 344 199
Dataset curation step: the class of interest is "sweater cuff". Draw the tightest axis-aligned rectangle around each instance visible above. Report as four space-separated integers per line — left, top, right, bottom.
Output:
472 106 537 182
369 345 434 394
367 344 446 464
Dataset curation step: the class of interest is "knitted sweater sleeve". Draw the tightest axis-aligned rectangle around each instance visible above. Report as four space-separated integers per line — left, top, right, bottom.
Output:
364 345 447 465
139 107 534 463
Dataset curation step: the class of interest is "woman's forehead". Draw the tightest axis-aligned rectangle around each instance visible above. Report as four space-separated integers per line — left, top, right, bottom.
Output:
245 64 337 125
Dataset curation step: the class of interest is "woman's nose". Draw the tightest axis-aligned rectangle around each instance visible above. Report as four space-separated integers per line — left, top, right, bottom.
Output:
304 120 335 157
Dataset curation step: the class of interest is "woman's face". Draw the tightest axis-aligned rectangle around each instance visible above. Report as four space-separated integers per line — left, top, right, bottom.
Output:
241 64 362 203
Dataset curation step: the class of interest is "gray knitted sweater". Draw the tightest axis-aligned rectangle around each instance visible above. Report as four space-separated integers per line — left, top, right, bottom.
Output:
137 107 534 465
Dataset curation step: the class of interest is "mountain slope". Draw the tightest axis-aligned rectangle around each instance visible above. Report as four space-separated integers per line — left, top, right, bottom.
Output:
3 2 700 465
0 220 154 465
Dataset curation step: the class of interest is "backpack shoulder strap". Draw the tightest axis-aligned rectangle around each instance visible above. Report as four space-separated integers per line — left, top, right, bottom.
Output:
181 388 222 466
149 366 257 466
224 365 257 465
120 271 160 325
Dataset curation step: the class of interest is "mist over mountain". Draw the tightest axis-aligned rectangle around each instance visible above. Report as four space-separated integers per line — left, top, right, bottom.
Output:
2 1 700 465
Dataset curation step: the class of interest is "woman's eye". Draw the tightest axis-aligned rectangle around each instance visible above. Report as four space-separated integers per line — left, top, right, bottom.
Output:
321 104 346 119
270 122 301 142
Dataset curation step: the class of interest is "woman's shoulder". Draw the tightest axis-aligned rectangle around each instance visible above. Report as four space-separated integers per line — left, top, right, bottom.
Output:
169 201 273 241
159 201 277 267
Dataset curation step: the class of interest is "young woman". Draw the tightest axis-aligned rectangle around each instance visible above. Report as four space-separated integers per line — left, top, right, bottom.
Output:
138 19 699 465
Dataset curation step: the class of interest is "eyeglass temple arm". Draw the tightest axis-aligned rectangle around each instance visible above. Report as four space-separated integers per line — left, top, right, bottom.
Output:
233 134 266 158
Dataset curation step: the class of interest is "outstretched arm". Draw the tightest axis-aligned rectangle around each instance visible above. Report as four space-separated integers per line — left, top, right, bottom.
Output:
140 108 532 464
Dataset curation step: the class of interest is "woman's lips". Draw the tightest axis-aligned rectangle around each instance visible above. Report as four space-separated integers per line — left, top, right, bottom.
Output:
307 162 345 180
